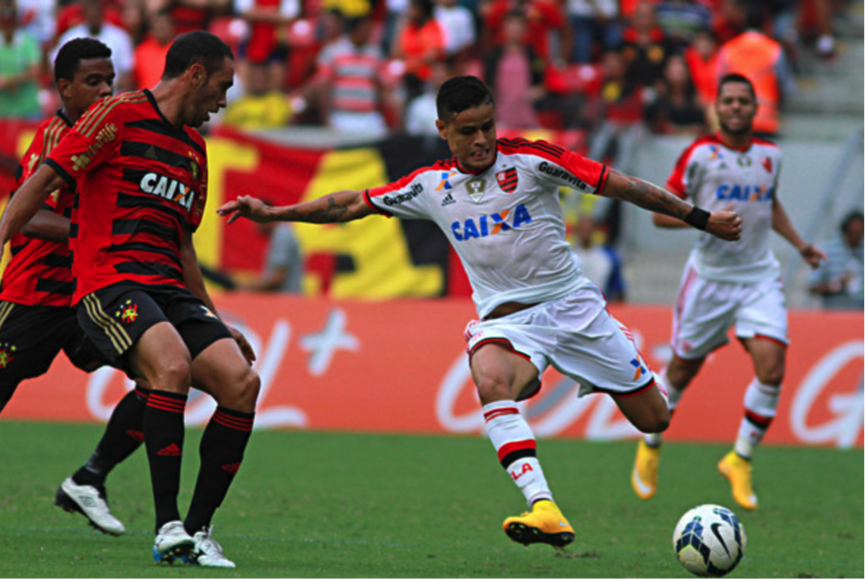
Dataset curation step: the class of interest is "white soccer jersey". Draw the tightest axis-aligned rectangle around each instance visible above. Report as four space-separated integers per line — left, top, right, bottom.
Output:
667 133 783 283
364 137 609 318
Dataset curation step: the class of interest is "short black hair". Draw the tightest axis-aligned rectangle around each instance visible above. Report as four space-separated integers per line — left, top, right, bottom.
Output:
54 37 112 83
436 76 494 122
162 31 234 80
717 72 756 101
841 210 864 234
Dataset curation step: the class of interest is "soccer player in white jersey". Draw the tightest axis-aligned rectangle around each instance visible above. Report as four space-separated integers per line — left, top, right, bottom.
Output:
218 76 742 549
631 73 826 511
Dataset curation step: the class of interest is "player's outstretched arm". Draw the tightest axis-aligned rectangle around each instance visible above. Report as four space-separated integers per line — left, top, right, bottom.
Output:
0 164 68 250
603 168 742 241
217 190 374 225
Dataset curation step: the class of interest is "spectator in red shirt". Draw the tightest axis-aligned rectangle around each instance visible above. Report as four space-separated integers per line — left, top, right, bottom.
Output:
132 7 174 89
392 0 444 99
481 0 567 63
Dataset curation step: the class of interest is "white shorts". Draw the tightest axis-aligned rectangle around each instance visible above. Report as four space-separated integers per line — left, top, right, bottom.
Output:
464 285 655 397
671 265 789 360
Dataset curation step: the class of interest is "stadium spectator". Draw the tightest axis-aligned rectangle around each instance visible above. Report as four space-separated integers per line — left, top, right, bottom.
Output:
150 0 231 35
15 0 55 45
0 0 41 119
481 0 568 63
392 0 445 100
482 9 544 130
809 210 864 310
565 0 620 64
434 0 476 60
717 1 795 136
223 61 294 129
219 75 742 551
620 1 674 91
586 49 647 173
55 0 135 92
241 219 304 293
654 0 713 49
684 28 719 108
0 31 259 568
132 6 174 89
235 0 300 93
632 73 825 512
646 54 707 135
404 59 450 137
572 214 626 302
317 15 389 136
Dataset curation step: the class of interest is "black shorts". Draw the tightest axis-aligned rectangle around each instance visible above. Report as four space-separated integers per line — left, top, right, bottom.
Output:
0 301 108 386
77 282 233 376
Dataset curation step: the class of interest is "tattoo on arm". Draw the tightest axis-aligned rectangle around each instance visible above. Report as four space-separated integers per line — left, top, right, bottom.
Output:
615 174 692 220
285 196 350 223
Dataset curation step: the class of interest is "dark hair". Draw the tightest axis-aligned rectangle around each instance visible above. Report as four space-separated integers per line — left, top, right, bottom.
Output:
54 37 112 83
345 15 370 33
162 31 233 80
436 76 494 121
841 210 864 234
717 72 756 101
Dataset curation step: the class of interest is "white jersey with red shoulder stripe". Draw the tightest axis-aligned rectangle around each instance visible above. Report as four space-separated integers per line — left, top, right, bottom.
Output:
667 133 783 283
364 137 610 318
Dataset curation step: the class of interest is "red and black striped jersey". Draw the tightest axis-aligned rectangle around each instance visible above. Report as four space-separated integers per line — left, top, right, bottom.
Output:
46 89 208 303
1 111 76 307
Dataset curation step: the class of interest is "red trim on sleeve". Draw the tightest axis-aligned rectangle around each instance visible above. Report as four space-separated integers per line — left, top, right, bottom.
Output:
363 189 392 217
609 377 656 398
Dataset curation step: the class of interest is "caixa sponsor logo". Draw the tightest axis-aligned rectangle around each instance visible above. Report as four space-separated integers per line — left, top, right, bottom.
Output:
451 204 532 241
382 183 423 206
715 183 773 202
139 172 196 211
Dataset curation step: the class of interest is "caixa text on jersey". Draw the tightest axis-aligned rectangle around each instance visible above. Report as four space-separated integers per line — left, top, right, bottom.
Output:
138 172 196 211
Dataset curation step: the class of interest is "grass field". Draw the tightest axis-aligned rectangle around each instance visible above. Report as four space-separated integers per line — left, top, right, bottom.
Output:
0 421 861 578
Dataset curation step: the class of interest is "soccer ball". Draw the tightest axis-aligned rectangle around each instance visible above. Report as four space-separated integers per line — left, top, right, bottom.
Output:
672 504 747 577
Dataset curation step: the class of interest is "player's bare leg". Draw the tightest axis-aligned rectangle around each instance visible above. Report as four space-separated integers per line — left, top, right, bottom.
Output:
471 344 575 549
633 355 703 499
182 337 260 568
719 337 785 511
128 322 196 562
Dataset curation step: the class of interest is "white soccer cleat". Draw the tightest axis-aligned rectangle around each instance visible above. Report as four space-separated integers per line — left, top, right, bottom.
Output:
153 520 194 564
185 526 236 568
55 477 125 536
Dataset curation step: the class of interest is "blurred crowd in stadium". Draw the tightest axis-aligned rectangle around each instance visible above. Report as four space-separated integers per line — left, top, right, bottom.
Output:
0 0 850 135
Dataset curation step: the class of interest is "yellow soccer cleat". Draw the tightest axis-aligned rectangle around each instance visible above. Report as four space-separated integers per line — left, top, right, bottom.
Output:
631 440 661 500
503 500 575 549
718 451 758 510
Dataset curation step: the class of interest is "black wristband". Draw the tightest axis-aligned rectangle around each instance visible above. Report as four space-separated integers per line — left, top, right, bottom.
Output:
684 206 710 230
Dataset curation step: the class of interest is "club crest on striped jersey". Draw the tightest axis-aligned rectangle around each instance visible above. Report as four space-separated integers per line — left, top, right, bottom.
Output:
466 177 486 203
496 167 518 193
0 342 17 368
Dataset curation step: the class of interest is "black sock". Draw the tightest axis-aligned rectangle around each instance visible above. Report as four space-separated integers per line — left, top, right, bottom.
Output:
144 390 187 532
185 407 254 533
72 386 149 488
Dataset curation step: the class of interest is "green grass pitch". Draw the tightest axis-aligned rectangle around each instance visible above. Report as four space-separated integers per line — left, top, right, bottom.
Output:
0 421 861 578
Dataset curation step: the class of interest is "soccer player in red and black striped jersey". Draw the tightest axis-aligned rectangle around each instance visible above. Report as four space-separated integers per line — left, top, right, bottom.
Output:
0 32 258 568
0 38 144 537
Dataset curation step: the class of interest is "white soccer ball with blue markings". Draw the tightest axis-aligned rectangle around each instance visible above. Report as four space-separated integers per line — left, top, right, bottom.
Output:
673 504 747 577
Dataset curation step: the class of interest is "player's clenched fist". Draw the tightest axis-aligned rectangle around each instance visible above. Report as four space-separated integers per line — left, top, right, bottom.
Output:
706 210 743 241
217 195 271 224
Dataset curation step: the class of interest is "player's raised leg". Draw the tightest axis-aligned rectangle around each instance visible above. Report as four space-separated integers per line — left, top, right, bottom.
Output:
632 355 704 499
471 343 575 549
718 336 786 511
181 333 260 568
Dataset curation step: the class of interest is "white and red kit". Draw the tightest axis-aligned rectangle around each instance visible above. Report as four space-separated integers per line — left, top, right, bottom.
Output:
365 137 655 397
666 133 788 358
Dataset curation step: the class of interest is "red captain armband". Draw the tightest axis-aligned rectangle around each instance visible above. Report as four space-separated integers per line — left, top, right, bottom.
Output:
684 206 710 230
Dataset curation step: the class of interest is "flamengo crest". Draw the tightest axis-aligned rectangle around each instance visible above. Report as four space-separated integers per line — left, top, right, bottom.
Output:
496 167 518 193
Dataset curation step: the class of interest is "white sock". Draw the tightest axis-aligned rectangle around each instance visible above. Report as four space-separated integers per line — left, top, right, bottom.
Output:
483 401 553 506
644 367 682 447
735 378 781 459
